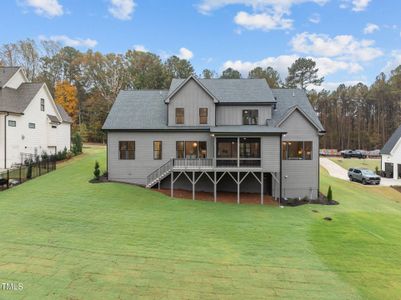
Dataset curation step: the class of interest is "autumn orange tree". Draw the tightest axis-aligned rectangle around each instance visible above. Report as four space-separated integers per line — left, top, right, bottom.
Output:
54 81 78 124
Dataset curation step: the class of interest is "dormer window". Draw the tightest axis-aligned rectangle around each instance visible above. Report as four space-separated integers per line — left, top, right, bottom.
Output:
40 98 45 111
242 110 258 125
176 108 184 124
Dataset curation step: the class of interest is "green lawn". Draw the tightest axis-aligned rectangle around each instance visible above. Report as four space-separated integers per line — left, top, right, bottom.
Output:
330 157 381 171
1 146 401 299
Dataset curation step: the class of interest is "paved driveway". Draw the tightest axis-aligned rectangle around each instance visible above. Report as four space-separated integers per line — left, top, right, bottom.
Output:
320 157 401 187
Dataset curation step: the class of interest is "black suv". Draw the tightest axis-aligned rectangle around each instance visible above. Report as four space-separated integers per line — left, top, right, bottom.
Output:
341 150 367 159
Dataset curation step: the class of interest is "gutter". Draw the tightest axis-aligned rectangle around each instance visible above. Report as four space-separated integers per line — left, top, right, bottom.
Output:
4 112 9 169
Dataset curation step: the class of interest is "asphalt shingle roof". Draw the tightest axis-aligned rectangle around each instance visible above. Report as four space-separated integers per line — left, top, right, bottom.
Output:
56 104 73 123
271 89 325 132
0 83 43 114
103 81 325 133
103 90 169 130
169 78 276 103
381 125 401 154
0 67 20 88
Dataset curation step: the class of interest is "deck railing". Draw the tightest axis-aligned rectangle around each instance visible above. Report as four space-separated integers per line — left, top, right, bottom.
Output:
173 158 214 168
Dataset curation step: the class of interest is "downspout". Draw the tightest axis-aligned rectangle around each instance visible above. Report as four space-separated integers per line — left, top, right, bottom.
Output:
4 112 9 169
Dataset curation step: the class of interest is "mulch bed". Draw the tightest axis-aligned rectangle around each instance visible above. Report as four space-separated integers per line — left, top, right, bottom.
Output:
281 193 339 207
89 175 109 184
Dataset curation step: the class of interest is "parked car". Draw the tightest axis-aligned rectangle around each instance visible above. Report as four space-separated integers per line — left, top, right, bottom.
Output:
348 168 381 185
341 150 367 159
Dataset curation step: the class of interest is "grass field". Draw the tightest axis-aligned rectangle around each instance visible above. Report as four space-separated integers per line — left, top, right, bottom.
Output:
1 145 401 299
330 157 381 171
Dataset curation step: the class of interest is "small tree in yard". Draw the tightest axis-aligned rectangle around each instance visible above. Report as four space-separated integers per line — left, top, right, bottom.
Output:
93 161 100 180
327 186 333 202
72 132 83 155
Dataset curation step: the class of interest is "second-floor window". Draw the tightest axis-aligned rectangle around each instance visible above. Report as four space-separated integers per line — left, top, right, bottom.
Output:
153 141 162 160
40 98 45 111
243 110 258 125
8 120 16 127
176 108 184 124
282 141 312 160
199 108 208 124
119 141 135 160
28 123 36 129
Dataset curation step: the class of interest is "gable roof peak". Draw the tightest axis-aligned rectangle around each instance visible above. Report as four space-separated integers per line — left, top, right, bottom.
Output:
165 75 219 103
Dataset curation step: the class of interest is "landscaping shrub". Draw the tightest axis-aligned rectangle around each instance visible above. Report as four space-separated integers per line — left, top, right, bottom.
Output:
93 161 100 180
327 186 333 201
72 132 83 155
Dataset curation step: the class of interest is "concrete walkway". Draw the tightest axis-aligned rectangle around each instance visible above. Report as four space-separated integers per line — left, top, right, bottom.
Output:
320 157 401 187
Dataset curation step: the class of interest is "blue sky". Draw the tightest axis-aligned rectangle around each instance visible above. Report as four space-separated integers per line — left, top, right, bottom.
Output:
1 0 401 89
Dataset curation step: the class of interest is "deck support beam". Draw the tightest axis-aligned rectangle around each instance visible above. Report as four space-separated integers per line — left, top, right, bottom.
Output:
192 171 195 200
237 171 240 205
170 172 174 198
214 171 217 202
261 172 264 205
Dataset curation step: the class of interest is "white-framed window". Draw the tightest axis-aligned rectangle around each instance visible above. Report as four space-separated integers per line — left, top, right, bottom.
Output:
28 123 36 129
40 98 45 111
8 120 16 127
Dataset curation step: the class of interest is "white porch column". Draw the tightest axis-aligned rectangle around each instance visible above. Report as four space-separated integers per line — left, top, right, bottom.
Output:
260 172 264 205
170 172 174 197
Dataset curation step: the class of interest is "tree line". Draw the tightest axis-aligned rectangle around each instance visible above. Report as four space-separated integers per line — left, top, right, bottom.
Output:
1 39 400 150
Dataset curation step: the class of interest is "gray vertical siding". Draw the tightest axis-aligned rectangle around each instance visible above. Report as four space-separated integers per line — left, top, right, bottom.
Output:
168 79 216 126
108 132 213 185
280 110 320 199
216 106 272 126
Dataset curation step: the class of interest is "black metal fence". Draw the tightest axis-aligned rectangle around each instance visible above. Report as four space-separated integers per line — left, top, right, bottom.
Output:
0 159 56 190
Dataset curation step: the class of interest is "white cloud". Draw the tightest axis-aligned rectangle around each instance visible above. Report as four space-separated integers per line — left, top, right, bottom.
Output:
222 54 362 80
234 11 292 31
308 13 320 24
133 44 147 52
108 0 136 20
197 0 328 31
340 0 371 12
23 0 63 17
351 0 371 11
291 32 383 61
363 23 379 34
382 50 401 74
39 35 98 48
177 48 194 60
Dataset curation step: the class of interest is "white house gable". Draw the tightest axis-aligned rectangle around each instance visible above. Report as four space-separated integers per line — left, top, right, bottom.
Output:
3 68 28 89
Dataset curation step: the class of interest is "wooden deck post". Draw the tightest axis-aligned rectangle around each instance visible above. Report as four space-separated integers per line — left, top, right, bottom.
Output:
192 171 195 200
237 171 240 205
260 172 264 205
214 171 217 203
170 171 174 198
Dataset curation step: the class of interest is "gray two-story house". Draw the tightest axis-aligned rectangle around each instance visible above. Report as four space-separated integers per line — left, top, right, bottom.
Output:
103 75 325 203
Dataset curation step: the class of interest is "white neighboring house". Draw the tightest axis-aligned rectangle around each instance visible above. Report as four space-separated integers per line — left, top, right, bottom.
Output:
381 125 401 179
0 66 72 169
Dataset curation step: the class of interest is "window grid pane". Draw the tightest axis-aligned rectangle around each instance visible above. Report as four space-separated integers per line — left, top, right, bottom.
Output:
199 108 208 124
153 141 162 160
282 141 312 160
242 110 259 125
119 141 135 160
176 108 184 124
